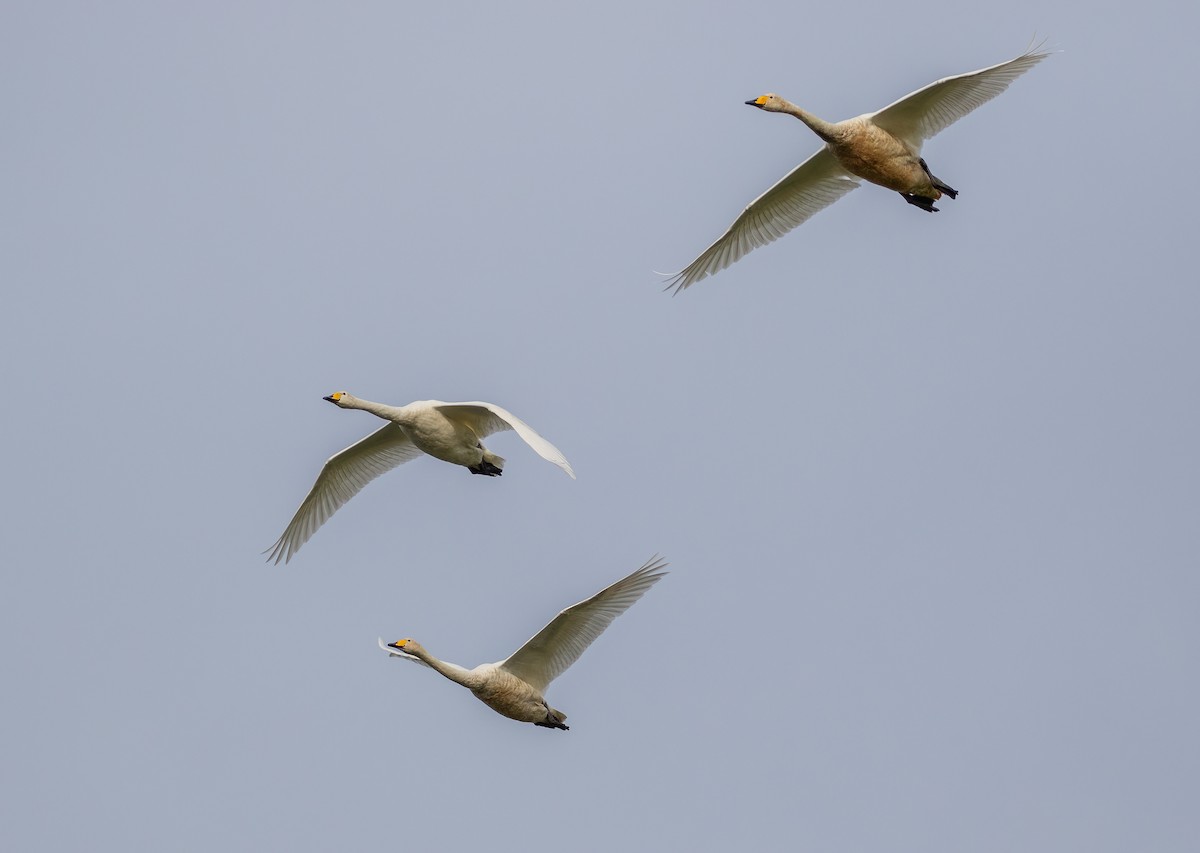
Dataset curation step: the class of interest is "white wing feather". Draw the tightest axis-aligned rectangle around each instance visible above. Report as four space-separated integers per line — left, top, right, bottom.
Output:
434 402 576 479
665 45 1050 293
868 45 1052 148
499 556 668 693
266 424 425 564
664 148 859 293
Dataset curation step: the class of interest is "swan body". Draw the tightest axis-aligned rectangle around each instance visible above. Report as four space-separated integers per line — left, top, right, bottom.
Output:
665 45 1051 292
380 556 668 730
266 393 575 564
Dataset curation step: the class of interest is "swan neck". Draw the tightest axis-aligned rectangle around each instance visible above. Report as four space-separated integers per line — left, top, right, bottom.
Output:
346 396 408 423
411 646 478 689
783 102 840 143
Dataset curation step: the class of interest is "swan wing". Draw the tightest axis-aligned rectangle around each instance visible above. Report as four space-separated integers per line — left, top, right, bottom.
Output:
663 147 859 293
265 424 424 564
434 402 576 479
500 556 668 693
868 45 1051 148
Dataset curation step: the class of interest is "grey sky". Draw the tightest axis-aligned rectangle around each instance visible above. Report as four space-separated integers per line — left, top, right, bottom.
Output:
3 1 1198 850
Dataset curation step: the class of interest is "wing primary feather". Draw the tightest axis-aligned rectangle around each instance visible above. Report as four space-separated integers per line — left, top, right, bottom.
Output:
499 556 668 693
868 44 1052 146
664 148 858 293
434 403 575 479
264 423 422 564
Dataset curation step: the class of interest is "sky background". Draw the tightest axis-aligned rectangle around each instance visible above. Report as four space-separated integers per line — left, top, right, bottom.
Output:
3 2 1198 850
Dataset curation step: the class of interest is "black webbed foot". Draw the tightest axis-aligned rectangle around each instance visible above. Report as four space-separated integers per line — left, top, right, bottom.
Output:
918 158 958 198
468 461 503 476
901 193 940 213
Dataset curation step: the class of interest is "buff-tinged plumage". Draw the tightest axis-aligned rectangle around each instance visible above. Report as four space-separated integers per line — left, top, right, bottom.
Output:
379 557 668 730
664 44 1052 292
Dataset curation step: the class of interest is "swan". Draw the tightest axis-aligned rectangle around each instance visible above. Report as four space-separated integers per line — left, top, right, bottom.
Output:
379 556 668 730
664 44 1052 293
266 393 575 564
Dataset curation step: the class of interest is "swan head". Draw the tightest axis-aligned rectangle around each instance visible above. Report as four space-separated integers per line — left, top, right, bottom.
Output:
387 638 424 656
322 391 354 407
745 93 788 112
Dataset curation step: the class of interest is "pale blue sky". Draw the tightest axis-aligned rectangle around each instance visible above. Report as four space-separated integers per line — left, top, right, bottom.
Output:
3 2 1198 850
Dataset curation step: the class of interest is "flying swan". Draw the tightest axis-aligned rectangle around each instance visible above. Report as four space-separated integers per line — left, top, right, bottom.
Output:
266 393 575 564
379 556 668 730
664 44 1052 293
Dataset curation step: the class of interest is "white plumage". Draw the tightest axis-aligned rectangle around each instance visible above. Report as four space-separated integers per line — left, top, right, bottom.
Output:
267 393 575 564
380 556 668 730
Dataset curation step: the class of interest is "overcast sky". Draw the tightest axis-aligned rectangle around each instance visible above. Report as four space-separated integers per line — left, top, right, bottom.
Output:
3 2 1198 851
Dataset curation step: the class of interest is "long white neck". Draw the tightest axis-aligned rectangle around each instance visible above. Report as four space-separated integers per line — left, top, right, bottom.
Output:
410 646 483 690
341 395 409 424
779 100 841 143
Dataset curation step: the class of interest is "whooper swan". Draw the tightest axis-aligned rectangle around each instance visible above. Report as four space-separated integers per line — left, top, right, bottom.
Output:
379 556 667 730
664 45 1052 293
266 393 575 564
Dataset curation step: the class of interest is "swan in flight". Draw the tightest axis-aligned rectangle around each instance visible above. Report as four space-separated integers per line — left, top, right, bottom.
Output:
266 393 575 564
379 556 668 730
664 44 1052 293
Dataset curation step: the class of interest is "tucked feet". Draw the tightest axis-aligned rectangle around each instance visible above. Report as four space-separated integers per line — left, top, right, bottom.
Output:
468 461 503 476
918 158 958 199
901 193 940 212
